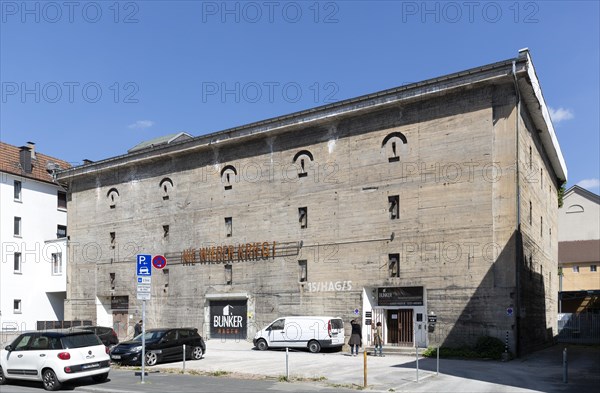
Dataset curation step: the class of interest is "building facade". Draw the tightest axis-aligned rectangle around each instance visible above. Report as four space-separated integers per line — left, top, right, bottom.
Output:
0 142 70 332
558 186 600 313
57 50 567 355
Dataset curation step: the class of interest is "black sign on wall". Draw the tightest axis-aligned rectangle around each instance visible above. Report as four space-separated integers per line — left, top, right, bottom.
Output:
210 300 247 339
111 296 129 312
377 287 424 306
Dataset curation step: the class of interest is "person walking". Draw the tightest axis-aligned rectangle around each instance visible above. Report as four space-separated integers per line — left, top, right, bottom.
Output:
134 320 143 337
374 321 384 356
348 320 362 356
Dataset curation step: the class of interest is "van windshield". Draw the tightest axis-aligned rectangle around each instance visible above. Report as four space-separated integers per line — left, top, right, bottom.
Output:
330 319 343 329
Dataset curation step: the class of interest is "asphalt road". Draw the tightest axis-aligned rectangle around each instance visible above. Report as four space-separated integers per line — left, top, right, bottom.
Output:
0 369 354 393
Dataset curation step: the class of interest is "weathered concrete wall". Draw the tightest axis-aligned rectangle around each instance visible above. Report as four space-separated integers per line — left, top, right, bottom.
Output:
64 83 557 352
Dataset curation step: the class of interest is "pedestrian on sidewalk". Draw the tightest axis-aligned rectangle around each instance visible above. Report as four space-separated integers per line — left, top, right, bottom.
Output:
134 320 142 337
348 319 362 356
374 321 384 356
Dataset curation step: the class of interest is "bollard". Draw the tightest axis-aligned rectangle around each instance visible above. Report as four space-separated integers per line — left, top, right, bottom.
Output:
436 346 439 376
563 348 568 383
416 346 419 383
286 347 289 380
183 344 186 373
363 349 367 388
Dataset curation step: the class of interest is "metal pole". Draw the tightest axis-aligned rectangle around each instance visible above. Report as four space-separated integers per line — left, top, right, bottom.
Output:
183 344 186 373
563 348 568 383
363 348 367 388
416 345 419 383
141 300 146 384
285 347 289 380
436 346 439 375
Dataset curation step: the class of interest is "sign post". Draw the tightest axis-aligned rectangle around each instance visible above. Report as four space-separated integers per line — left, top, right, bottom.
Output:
136 254 152 384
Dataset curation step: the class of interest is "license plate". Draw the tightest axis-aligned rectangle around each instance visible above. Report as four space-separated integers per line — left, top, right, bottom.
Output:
83 363 100 370
111 355 121 359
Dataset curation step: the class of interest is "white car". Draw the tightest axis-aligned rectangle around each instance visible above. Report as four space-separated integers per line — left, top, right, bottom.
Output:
0 330 110 391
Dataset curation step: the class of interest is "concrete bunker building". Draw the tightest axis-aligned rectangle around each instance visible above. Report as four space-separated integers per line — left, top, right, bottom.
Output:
57 49 567 355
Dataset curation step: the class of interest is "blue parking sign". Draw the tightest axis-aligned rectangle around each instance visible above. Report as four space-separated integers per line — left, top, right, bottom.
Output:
137 254 152 276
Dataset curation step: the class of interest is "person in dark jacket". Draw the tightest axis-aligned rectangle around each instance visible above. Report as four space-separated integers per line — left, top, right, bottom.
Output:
134 320 142 337
348 320 362 356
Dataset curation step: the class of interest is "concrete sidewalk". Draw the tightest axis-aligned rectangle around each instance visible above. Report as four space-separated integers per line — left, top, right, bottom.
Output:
149 340 599 392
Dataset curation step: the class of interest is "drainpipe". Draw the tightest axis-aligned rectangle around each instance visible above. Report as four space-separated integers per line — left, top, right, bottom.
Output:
512 60 522 357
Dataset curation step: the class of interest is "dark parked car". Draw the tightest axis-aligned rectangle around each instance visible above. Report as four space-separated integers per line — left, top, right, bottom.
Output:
70 326 119 348
109 328 205 366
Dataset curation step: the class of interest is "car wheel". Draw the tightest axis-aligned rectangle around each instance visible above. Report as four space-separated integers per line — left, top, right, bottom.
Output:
145 351 158 366
0 366 8 385
256 339 268 351
192 346 204 360
92 372 109 383
308 340 321 353
42 369 62 391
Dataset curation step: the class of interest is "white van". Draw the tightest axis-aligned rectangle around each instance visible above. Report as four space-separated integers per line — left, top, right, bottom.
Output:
253 316 345 353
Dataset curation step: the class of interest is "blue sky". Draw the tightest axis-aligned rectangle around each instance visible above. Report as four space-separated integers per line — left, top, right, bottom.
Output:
1 1 598 192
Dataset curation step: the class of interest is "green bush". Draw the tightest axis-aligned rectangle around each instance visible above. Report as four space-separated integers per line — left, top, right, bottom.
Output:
474 336 506 359
423 336 508 360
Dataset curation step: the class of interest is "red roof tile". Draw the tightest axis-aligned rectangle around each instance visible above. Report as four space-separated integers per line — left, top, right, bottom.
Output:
0 142 71 185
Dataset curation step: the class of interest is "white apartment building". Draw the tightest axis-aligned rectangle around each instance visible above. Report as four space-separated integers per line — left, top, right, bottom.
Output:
0 141 70 331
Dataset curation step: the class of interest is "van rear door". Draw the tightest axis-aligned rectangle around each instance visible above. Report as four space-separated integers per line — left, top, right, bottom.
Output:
328 319 345 345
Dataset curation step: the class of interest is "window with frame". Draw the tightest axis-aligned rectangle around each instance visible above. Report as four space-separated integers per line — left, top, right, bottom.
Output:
388 195 399 219
572 266 579 273
14 252 22 273
591 265 597 272
14 216 21 236
57 225 67 239
52 253 62 275
14 180 22 201
388 253 400 278
298 260 307 282
225 264 232 285
57 191 67 209
298 207 308 229
225 217 232 237
14 299 22 313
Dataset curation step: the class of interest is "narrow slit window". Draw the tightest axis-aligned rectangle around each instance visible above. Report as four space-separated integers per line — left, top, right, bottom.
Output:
388 254 400 278
14 217 21 236
298 260 307 282
298 207 308 229
110 273 116 290
14 299 21 313
14 180 22 201
163 225 169 238
14 252 22 273
388 196 399 219
225 264 232 285
529 201 532 225
110 232 116 249
225 217 232 237
298 159 308 178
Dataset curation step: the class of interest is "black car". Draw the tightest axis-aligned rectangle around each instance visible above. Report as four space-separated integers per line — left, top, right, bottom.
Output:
70 326 119 348
109 328 205 366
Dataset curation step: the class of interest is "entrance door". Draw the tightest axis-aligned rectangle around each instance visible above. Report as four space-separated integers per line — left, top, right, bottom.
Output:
387 309 413 346
112 312 129 340
210 300 247 339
